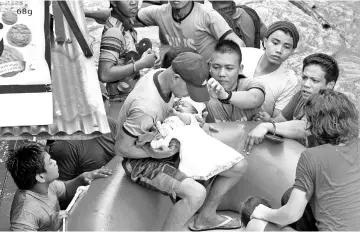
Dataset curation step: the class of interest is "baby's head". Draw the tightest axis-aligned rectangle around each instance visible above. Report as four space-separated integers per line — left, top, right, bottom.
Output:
174 97 205 116
239 196 272 227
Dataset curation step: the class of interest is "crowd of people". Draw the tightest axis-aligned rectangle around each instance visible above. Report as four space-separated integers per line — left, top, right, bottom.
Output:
4 0 359 231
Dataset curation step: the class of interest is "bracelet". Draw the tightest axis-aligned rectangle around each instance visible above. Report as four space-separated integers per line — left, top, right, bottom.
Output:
218 90 232 104
131 58 137 74
270 119 276 136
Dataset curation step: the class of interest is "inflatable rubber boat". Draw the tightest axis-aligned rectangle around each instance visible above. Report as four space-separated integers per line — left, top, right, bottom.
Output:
66 121 306 231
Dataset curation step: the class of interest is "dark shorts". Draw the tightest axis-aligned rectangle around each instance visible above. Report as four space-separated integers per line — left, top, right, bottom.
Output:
122 153 188 199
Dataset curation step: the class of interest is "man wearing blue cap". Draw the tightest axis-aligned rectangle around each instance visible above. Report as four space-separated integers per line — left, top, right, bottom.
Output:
115 52 247 231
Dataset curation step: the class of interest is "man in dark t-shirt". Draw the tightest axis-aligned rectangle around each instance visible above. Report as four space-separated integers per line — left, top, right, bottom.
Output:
244 53 340 152
48 117 116 181
250 89 360 231
48 83 116 181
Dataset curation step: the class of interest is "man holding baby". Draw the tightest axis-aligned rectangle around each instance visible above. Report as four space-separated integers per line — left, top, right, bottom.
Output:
115 51 248 231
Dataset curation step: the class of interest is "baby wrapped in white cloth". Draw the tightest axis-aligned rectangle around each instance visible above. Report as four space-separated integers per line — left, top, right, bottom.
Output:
151 97 244 180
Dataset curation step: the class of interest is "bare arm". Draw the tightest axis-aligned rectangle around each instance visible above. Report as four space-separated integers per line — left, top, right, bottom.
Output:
251 188 308 226
270 120 310 138
244 119 310 153
230 88 265 109
253 111 286 123
207 78 264 109
224 32 246 48
64 169 111 199
64 175 85 200
117 126 179 159
98 60 144 83
98 50 156 83
116 127 151 159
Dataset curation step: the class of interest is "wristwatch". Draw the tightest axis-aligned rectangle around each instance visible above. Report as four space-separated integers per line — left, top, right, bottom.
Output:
218 90 232 104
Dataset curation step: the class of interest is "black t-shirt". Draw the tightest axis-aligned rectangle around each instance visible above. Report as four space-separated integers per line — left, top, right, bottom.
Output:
49 117 117 181
294 142 360 231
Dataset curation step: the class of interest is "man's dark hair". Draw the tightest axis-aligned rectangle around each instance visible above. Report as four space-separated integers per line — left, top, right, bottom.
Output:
305 89 359 145
214 40 242 64
5 142 47 190
239 196 272 227
161 47 198 69
302 53 339 84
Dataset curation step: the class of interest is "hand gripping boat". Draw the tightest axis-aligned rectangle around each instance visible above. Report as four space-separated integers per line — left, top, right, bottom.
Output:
66 122 306 231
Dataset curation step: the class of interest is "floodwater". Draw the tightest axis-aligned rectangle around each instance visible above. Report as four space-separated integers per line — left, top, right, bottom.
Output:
84 0 360 108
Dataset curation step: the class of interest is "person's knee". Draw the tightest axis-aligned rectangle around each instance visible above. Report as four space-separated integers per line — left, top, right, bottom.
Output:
177 178 207 211
229 159 248 176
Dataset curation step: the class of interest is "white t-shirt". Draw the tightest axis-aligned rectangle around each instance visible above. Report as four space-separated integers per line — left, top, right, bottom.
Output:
241 47 299 116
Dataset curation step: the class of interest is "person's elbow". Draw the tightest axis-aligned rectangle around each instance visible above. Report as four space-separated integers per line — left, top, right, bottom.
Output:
249 92 265 109
98 63 113 83
286 209 303 225
224 32 246 47
294 121 310 138
115 140 132 157
280 204 303 226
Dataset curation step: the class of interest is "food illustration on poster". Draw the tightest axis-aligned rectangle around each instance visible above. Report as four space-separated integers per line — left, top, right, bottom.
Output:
0 0 53 127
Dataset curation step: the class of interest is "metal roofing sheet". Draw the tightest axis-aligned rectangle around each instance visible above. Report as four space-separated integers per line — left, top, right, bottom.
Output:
0 1 110 140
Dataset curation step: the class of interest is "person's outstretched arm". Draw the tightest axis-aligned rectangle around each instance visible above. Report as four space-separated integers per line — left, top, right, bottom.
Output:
244 119 310 154
207 78 265 110
64 168 112 199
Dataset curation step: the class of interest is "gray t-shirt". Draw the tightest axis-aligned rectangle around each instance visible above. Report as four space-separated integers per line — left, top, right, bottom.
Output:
137 2 232 61
294 141 360 231
115 69 174 158
10 180 66 231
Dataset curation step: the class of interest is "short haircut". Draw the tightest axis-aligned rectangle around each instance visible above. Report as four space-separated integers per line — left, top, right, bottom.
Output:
161 47 198 69
239 196 272 227
5 142 47 190
302 53 339 84
305 89 359 145
214 40 242 64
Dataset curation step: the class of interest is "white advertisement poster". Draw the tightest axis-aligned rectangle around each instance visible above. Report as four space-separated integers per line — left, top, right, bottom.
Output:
0 0 53 127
